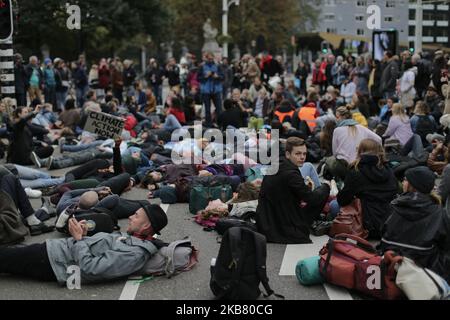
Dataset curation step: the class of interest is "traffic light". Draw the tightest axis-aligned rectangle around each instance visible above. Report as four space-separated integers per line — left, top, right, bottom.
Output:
0 0 13 41
321 41 330 54
409 42 415 54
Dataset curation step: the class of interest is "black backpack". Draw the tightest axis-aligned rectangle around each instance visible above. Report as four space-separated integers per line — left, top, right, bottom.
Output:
415 115 435 145
57 205 119 237
210 227 284 300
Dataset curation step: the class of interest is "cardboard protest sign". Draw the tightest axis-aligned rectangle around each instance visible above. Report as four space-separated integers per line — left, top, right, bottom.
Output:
84 111 125 139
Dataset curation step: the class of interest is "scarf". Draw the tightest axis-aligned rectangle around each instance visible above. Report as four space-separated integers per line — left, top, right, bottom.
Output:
337 119 359 127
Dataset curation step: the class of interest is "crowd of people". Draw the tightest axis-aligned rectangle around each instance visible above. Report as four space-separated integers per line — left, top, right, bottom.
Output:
0 47 449 291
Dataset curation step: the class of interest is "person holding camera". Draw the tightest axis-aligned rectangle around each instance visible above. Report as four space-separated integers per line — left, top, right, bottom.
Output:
7 105 54 166
198 52 224 127
165 58 181 92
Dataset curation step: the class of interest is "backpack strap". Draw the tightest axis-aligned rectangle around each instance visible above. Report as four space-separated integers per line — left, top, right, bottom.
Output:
250 229 285 300
320 238 335 277
164 238 192 278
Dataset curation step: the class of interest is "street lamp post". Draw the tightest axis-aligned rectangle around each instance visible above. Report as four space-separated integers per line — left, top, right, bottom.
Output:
222 0 239 59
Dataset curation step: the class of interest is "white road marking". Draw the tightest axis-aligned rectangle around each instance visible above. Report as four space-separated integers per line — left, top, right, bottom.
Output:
279 235 354 300
119 281 141 301
118 204 170 300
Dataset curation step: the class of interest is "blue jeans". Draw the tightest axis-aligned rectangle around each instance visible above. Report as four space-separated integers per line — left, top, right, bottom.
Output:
202 93 223 126
56 89 68 111
0 127 8 137
163 114 182 132
300 162 321 189
61 141 104 153
15 165 65 189
329 200 341 220
152 85 163 105
76 86 89 108
401 134 424 158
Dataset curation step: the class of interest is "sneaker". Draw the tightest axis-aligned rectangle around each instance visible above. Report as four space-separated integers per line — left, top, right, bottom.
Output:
25 188 42 199
30 152 42 169
41 197 57 218
28 223 55 236
46 156 54 170
0 138 9 146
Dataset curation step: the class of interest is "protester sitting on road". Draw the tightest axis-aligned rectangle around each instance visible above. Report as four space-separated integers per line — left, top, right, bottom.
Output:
0 166 55 235
410 101 437 148
427 135 448 175
256 137 330 244
332 139 399 238
383 103 414 148
381 167 450 282
0 202 168 285
326 106 382 181
8 105 54 167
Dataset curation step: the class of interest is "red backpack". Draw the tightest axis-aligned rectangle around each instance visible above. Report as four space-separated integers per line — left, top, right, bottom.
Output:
319 234 404 300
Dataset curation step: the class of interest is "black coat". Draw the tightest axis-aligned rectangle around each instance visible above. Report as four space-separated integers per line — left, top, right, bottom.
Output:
381 193 450 281
256 159 330 244
337 155 399 238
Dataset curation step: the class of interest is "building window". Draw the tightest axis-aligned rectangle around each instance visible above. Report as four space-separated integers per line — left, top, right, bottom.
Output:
357 29 365 35
357 1 367 7
326 28 337 33
324 14 335 21
355 15 364 21
386 1 396 8
384 16 393 22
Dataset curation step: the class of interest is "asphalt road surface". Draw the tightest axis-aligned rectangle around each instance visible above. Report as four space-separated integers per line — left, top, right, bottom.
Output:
0 155 362 301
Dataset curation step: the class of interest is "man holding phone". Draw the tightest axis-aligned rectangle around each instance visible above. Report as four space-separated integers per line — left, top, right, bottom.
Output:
198 52 224 127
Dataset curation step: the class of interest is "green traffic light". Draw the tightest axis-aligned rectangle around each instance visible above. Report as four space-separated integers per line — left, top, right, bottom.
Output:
409 48 415 53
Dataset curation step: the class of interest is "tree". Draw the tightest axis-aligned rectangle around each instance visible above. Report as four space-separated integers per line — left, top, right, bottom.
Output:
168 0 301 55
14 0 170 62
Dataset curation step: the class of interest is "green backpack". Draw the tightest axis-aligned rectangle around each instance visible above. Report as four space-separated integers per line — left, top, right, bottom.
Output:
189 185 233 215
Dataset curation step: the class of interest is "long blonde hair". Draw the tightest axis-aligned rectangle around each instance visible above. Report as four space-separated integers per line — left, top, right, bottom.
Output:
392 103 409 122
352 139 386 170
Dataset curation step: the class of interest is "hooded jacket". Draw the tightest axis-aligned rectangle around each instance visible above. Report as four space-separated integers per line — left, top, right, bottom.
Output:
337 155 399 238
381 192 450 281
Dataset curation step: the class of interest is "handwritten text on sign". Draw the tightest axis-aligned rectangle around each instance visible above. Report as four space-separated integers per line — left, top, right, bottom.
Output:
84 111 124 139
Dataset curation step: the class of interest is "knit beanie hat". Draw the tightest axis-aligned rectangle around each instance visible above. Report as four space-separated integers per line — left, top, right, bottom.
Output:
405 167 436 194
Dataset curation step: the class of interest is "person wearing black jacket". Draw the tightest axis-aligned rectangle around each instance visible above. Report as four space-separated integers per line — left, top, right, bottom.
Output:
256 137 330 244
217 99 247 131
14 54 28 107
7 106 54 166
145 59 164 105
165 58 181 90
336 139 399 239
381 166 450 282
